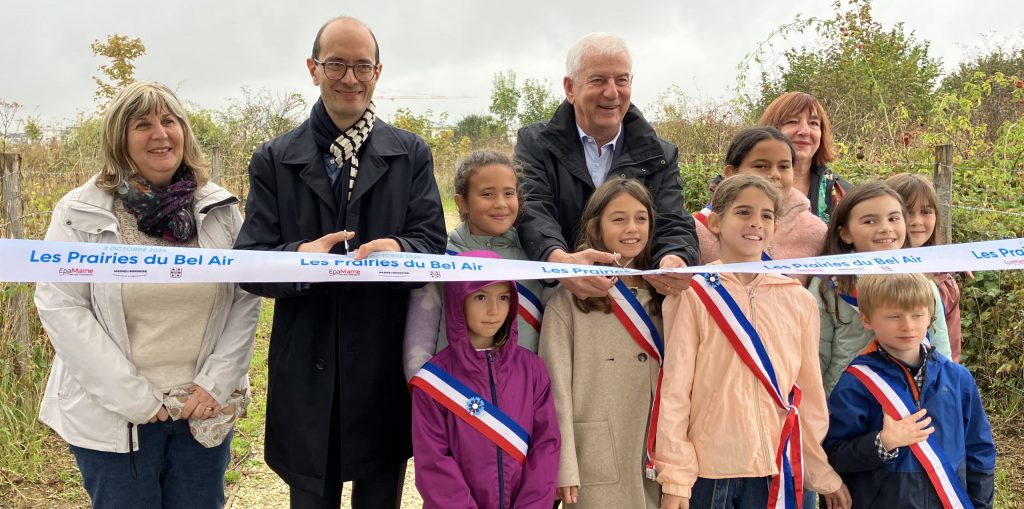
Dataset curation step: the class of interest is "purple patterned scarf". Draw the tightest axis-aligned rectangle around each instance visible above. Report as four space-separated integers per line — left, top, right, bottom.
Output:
117 165 197 243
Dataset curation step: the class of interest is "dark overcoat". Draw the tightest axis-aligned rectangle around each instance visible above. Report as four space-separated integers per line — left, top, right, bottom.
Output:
235 119 446 494
515 101 699 266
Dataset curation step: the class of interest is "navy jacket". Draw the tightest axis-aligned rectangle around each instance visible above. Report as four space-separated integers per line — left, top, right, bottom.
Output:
825 346 996 509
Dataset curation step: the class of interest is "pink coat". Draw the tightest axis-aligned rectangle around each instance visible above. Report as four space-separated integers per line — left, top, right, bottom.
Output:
696 187 826 266
411 251 560 509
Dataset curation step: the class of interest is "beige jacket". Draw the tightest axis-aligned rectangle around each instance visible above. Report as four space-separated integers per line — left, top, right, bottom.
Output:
35 176 261 453
539 287 662 509
654 269 841 499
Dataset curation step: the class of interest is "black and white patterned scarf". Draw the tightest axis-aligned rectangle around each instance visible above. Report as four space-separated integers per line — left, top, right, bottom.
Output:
310 98 376 200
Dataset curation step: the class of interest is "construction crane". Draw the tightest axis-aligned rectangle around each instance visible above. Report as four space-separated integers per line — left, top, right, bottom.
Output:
374 90 476 102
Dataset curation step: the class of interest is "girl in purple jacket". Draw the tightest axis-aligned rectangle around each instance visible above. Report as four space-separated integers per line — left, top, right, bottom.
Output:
411 250 560 508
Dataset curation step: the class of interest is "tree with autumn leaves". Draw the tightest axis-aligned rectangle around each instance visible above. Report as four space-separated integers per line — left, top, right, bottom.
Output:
746 0 941 148
90 34 146 111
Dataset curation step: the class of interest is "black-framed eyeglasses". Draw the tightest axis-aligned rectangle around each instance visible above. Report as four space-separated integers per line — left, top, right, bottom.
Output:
313 58 378 82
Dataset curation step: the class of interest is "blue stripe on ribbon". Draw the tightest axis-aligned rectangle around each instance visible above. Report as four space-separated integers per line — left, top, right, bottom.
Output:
515 282 544 310
613 278 663 358
445 249 459 256
782 455 796 507
926 438 975 506
761 251 772 261
707 278 783 396
839 293 858 309
421 362 530 445
826 277 859 309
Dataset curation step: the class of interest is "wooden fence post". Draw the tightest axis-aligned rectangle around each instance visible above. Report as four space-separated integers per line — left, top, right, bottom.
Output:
933 145 954 246
1 153 24 239
211 149 221 185
1 153 31 377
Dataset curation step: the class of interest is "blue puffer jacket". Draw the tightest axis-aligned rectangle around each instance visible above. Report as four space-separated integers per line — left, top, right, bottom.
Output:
824 345 996 509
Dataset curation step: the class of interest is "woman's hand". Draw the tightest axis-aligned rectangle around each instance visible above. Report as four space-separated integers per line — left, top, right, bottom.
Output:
148 406 169 423
555 486 578 504
179 385 221 420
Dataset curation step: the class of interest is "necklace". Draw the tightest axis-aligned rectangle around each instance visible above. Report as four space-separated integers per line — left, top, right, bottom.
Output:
612 254 640 294
613 253 633 269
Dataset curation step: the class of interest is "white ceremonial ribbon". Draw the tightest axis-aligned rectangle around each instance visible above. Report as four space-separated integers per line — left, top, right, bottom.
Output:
0 239 637 283
1 237 1024 283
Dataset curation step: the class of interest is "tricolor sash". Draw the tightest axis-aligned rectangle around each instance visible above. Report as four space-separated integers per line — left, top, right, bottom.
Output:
693 203 712 229
690 273 805 509
823 276 860 312
608 278 664 364
833 279 932 347
607 279 665 478
410 362 531 464
516 282 543 333
839 289 859 312
846 364 974 509
448 249 543 334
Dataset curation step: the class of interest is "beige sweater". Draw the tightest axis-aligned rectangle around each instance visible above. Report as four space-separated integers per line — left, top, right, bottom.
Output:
115 200 217 391
539 287 663 509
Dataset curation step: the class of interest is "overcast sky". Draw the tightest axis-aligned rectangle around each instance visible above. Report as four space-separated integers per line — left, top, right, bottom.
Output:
2 0 1022 129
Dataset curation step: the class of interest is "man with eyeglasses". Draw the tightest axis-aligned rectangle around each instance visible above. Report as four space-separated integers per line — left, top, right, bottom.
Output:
235 15 445 509
516 33 698 303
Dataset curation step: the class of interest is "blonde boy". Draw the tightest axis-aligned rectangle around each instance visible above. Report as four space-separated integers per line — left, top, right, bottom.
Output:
823 274 995 509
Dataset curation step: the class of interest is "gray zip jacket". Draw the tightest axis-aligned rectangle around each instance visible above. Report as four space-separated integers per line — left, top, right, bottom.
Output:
35 175 261 453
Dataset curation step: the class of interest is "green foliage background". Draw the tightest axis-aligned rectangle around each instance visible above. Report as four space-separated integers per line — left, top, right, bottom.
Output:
1 0 1024 504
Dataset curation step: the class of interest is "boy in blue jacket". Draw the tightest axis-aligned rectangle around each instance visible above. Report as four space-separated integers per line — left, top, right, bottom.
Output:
824 273 996 509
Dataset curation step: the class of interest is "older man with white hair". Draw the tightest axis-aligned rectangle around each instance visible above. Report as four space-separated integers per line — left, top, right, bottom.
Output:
516 33 698 300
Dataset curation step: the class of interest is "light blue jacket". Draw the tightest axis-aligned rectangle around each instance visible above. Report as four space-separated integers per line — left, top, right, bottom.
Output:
809 275 951 394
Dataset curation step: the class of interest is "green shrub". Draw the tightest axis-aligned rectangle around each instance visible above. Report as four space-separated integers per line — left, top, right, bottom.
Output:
960 271 1024 418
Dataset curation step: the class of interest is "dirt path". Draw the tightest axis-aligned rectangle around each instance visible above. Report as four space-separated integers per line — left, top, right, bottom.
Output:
227 449 422 508
227 418 1024 509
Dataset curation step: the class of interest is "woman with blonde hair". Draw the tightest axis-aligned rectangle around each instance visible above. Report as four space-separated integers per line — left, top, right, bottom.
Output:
35 81 260 508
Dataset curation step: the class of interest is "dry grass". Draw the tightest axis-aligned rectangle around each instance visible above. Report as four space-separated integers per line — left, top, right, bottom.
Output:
2 147 1022 506
994 418 1024 508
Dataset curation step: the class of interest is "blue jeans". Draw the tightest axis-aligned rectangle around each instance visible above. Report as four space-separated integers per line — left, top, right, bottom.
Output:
690 477 770 509
804 489 818 508
70 419 232 509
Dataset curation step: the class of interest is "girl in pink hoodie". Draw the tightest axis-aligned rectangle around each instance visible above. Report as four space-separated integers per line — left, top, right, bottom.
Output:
695 127 827 267
411 250 560 509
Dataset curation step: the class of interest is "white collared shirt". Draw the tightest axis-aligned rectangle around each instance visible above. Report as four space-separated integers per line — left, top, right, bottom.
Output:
577 124 623 188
